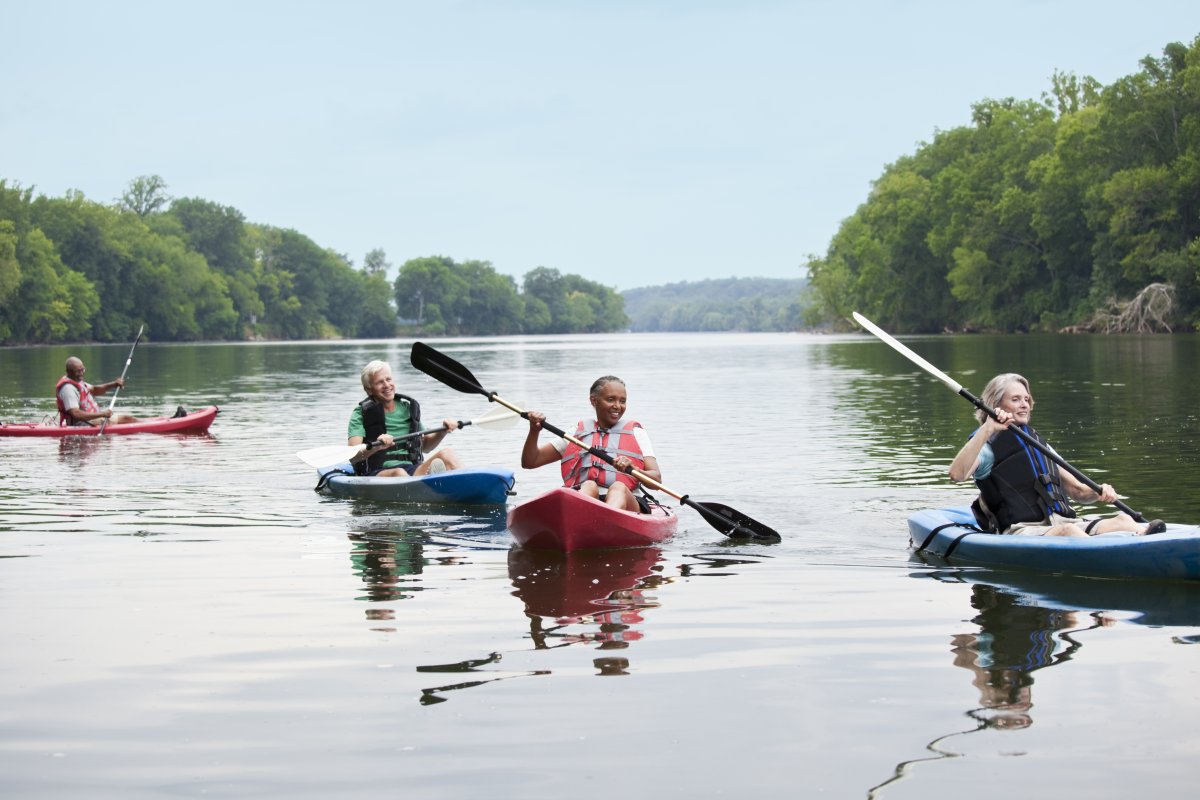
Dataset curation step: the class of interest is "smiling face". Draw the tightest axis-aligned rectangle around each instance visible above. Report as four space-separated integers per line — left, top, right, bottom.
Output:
590 379 627 429
365 366 396 405
65 357 85 381
995 380 1034 425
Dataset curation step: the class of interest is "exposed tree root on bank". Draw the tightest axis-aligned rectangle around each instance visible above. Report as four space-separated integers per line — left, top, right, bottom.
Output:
1067 282 1176 333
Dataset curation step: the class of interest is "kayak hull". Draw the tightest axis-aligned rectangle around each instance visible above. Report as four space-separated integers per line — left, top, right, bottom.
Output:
316 463 515 506
0 406 219 437
909 506 1200 581
507 487 678 552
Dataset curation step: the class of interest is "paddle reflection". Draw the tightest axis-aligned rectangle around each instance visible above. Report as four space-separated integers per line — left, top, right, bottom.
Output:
869 569 1200 797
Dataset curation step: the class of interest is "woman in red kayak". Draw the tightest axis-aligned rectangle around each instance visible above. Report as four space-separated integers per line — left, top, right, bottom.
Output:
521 375 661 512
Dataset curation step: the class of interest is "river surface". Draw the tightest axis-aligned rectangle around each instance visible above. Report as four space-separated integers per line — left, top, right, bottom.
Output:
2 332 1199 798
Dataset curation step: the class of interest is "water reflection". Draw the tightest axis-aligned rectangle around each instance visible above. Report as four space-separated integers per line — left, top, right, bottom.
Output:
869 568 1200 797
57 435 108 465
350 530 431 607
508 547 666 652
415 547 666 704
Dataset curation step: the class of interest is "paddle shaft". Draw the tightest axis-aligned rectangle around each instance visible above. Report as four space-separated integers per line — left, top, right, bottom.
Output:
99 325 144 435
851 312 1145 522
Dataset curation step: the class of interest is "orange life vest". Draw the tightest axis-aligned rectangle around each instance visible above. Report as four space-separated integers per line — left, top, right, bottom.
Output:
560 419 646 490
55 376 99 426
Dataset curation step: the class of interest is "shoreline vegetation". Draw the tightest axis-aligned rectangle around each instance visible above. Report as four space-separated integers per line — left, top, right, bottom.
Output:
806 35 1200 335
0 175 808 346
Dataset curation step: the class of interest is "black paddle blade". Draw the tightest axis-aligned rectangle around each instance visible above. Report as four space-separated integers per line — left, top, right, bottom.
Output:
684 498 781 542
410 342 489 398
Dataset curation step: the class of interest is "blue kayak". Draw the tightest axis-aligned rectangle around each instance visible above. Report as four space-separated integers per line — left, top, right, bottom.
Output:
316 463 516 506
908 506 1200 581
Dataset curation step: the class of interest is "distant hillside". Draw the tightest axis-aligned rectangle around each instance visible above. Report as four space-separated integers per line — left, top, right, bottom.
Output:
622 276 810 332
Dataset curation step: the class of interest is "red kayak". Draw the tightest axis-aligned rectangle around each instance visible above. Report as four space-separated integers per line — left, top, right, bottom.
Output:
507 486 678 552
0 406 219 437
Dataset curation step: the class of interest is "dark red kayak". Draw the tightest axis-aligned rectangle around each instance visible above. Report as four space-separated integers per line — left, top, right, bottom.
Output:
507 487 678 552
0 405 219 437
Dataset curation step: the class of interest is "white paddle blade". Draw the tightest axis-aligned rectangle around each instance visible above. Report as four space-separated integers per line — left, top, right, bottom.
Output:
851 312 963 392
296 443 365 468
470 402 523 430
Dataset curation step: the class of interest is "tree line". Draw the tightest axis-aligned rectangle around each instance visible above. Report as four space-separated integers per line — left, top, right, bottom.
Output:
622 277 809 331
807 35 1200 333
0 177 627 344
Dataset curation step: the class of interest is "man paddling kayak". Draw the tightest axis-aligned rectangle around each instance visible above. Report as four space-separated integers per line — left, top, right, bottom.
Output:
56 357 138 427
948 372 1163 537
521 375 662 513
347 360 463 477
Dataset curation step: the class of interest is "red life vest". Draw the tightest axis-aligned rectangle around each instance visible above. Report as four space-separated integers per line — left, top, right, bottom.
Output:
55 376 100 426
560 419 646 490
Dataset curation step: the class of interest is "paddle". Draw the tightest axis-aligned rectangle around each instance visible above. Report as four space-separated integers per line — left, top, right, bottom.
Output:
851 311 1146 522
98 324 145 436
296 403 522 469
409 341 781 541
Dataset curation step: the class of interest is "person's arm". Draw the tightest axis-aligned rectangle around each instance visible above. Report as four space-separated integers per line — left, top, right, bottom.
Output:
624 428 660 482
628 455 660 483
88 378 124 397
1060 470 1118 504
67 407 113 424
521 411 564 469
420 419 459 453
948 412 1011 482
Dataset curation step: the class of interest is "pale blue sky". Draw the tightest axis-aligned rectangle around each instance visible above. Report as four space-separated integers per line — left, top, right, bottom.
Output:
4 2 1197 289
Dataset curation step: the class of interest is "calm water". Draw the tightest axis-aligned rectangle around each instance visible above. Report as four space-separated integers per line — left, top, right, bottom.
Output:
2 332 1199 798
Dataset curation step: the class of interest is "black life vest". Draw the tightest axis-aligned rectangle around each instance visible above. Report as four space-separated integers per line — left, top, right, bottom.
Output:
972 425 1075 532
355 394 423 476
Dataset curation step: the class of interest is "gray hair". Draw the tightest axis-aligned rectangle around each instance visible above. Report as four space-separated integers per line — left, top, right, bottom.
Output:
976 373 1033 424
589 375 625 397
360 360 391 392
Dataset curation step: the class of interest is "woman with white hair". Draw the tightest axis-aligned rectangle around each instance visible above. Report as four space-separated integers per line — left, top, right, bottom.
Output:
948 372 1163 537
348 360 463 477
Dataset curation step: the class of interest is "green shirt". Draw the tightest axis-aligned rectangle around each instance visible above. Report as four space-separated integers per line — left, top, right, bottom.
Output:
348 400 416 469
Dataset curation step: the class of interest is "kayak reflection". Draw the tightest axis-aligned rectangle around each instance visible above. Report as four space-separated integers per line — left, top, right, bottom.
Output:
508 546 667 651
869 568 1200 796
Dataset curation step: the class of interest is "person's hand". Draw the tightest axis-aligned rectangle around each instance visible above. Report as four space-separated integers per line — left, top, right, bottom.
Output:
527 411 545 431
613 455 634 473
1095 483 1118 503
984 408 1014 433
376 434 394 449
442 418 459 432
113 378 125 389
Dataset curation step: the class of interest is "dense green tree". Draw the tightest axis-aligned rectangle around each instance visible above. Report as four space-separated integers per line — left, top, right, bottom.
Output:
809 35 1200 333
165 197 263 334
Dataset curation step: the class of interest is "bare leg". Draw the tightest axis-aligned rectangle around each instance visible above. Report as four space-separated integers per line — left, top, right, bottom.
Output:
578 480 602 500
412 447 463 476
1087 512 1160 536
604 482 640 512
1043 523 1089 538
